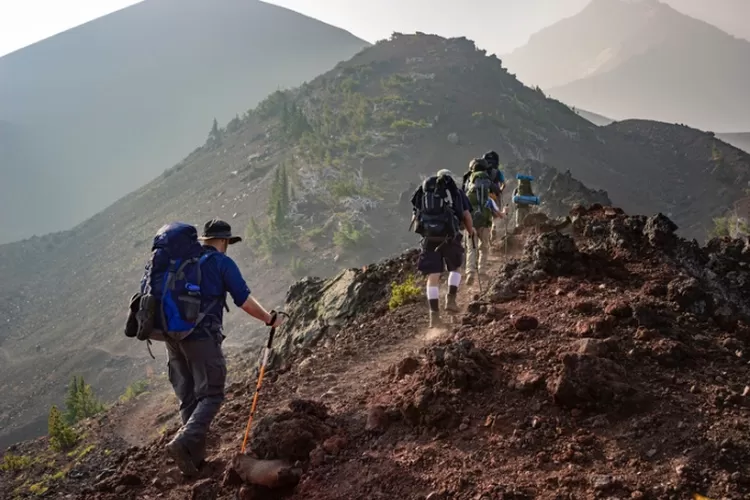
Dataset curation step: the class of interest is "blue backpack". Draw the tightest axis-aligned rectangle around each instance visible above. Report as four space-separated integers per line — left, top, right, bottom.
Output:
132 222 221 342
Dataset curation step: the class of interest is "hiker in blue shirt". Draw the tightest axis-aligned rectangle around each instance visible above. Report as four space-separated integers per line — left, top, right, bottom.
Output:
165 219 285 477
482 151 506 243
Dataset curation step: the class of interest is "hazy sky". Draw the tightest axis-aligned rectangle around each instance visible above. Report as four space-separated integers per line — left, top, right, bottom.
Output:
0 0 592 58
0 0 140 56
266 0 590 53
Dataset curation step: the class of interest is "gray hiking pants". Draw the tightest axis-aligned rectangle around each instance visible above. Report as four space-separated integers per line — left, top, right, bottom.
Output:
166 333 226 464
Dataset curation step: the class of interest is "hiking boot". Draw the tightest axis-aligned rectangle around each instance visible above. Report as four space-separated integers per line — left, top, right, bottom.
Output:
445 294 459 313
429 310 443 328
166 439 199 477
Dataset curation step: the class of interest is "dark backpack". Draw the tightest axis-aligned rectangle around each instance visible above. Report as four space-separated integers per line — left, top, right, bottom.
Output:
517 178 534 197
487 167 502 186
126 222 221 343
415 176 458 239
466 171 494 227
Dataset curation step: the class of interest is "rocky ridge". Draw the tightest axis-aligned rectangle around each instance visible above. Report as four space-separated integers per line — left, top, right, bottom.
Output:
2 205 749 499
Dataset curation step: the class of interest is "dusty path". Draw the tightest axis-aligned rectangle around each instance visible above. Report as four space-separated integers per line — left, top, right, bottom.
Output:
103 380 178 447
292 324 450 402
287 252 500 406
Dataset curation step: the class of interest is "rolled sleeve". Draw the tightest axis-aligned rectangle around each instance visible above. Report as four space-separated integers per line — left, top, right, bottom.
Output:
220 257 251 307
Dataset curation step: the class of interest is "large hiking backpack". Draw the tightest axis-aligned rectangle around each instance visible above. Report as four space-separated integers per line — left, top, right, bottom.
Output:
416 175 458 239
513 174 540 206
488 166 505 186
466 170 494 227
129 222 220 342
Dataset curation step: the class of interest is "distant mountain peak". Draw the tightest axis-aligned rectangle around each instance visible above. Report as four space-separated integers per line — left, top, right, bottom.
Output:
0 0 368 244
503 0 750 131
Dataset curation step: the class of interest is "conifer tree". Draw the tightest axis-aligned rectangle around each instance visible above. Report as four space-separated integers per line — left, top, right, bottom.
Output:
49 405 78 452
272 198 286 230
64 375 104 424
207 117 222 147
246 216 260 243
280 164 290 209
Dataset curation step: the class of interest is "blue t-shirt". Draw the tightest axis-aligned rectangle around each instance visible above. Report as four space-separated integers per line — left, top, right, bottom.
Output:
186 246 251 340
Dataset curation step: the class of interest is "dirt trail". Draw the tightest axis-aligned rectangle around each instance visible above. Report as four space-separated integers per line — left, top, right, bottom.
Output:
290 245 502 405
292 324 451 403
113 388 178 447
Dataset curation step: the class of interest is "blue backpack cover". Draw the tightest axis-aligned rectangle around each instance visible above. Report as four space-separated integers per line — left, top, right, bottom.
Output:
136 222 218 341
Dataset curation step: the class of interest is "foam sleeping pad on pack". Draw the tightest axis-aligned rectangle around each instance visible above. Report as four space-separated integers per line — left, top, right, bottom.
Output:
513 194 540 205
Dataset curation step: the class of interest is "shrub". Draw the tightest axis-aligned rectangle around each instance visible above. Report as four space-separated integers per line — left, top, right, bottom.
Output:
290 256 308 278
390 118 429 131
29 483 49 495
304 226 326 240
120 380 149 403
328 173 383 203
381 73 412 90
711 217 730 237
69 444 96 460
48 405 78 452
388 275 423 310
333 219 371 249
0 453 32 471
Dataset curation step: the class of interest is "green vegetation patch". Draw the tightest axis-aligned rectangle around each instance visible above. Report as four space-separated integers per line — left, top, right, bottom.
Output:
388 275 423 310
0 453 33 472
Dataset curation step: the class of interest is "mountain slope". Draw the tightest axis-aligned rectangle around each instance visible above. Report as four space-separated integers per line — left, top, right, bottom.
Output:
0 0 368 244
2 207 750 499
667 0 750 41
503 0 750 131
574 107 750 154
718 133 750 155
2 33 750 449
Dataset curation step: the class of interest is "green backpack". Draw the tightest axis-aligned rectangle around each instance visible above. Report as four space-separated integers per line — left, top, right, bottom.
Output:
517 178 534 197
466 171 493 228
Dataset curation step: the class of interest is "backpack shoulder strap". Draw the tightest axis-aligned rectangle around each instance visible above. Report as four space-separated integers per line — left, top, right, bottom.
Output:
197 250 229 313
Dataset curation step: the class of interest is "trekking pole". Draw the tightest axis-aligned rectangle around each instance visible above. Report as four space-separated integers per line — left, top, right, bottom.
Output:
471 233 483 294
240 310 289 454
504 204 509 257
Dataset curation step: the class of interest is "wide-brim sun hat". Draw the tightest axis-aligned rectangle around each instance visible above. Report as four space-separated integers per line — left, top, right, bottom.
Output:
198 218 242 244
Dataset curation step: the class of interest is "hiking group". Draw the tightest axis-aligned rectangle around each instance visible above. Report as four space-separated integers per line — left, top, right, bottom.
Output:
119 152 538 478
125 219 285 477
410 150 539 327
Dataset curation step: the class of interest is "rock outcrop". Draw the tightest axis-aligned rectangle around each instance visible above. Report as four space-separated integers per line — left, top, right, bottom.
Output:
270 250 419 367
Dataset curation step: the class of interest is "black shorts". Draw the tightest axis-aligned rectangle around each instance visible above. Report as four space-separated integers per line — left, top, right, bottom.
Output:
417 235 464 275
